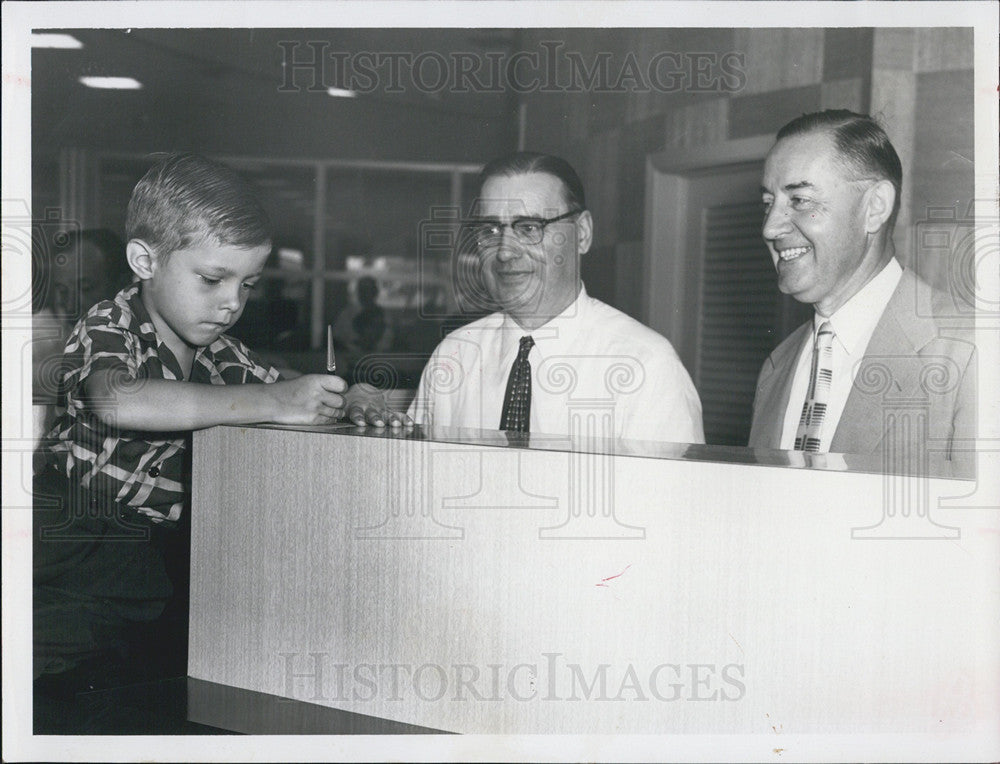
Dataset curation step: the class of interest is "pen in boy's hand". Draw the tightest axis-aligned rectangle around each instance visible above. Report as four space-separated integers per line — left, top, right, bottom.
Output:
326 325 337 374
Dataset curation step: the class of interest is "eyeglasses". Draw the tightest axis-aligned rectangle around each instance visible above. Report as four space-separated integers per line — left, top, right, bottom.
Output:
467 209 583 248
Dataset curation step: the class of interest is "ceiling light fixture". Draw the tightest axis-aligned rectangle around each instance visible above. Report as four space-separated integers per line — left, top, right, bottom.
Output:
326 87 357 98
31 33 83 49
79 76 143 90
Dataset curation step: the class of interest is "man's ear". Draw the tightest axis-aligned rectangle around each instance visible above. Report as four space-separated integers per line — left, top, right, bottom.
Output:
864 179 895 234
126 239 156 280
575 210 593 255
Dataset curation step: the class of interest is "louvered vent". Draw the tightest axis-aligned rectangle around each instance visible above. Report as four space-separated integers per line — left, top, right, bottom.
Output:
697 202 783 446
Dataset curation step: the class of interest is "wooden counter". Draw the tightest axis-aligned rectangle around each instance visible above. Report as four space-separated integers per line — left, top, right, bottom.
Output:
189 424 999 740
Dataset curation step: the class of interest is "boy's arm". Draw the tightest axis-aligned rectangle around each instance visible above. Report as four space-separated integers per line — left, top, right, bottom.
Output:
83 368 348 431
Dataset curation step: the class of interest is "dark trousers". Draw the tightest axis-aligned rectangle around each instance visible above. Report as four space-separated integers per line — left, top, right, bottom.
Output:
33 467 186 678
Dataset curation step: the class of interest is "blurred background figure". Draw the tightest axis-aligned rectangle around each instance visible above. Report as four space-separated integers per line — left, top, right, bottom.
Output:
33 228 129 406
50 229 130 328
350 276 390 354
31 236 66 407
331 275 394 381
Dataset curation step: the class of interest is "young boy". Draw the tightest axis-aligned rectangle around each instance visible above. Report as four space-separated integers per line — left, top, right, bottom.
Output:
32 153 387 690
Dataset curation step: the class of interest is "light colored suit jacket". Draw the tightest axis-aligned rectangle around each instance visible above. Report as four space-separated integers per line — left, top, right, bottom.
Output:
748 269 976 477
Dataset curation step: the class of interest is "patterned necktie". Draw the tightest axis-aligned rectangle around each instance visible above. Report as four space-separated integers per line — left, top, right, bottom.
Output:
499 335 535 432
794 321 835 452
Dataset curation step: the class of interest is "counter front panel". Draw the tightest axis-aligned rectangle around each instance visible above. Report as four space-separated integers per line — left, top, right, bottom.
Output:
189 424 998 736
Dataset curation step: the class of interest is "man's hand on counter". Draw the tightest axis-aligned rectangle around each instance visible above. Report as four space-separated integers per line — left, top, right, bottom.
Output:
342 383 414 428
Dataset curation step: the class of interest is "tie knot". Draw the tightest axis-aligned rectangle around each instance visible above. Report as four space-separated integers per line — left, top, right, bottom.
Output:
518 335 535 357
816 321 834 349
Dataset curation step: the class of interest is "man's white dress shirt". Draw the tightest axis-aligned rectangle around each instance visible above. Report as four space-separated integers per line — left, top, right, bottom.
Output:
408 286 704 444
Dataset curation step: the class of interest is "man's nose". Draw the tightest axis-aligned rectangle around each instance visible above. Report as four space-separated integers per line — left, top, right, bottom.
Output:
494 226 522 261
762 202 791 240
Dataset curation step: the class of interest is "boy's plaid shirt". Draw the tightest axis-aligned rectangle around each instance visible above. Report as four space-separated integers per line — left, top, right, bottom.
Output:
43 283 281 524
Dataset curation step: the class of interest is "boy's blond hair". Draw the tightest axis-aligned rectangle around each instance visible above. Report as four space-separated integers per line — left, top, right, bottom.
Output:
126 152 271 258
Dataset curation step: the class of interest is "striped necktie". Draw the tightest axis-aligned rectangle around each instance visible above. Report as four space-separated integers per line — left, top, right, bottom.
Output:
794 321 835 452
499 335 534 432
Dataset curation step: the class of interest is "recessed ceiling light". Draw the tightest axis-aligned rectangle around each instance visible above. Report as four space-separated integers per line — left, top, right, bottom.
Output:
31 33 83 49
79 76 143 90
327 87 357 98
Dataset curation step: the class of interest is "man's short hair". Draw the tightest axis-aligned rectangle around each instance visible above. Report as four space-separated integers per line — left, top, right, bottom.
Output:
477 151 586 211
776 110 902 229
126 152 271 258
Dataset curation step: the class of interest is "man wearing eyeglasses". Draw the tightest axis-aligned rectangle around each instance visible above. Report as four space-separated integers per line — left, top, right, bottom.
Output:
408 151 704 444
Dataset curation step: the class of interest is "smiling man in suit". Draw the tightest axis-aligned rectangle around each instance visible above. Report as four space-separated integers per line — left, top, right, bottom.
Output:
749 110 975 476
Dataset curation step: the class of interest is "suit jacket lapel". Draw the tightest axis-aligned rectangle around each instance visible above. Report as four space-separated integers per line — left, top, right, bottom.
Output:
831 270 938 453
751 321 811 447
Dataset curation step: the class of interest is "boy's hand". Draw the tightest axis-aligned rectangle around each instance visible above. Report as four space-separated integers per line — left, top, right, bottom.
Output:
268 374 348 424
343 383 414 428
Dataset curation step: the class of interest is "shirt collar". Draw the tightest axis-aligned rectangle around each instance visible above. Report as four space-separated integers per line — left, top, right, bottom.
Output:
814 258 903 355
500 284 588 360
114 282 160 344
